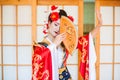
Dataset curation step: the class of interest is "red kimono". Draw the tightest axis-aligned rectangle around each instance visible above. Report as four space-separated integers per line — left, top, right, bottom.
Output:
78 34 89 80
78 34 96 80
32 33 96 80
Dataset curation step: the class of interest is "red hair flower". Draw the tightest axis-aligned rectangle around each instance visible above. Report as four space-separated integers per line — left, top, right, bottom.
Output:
50 12 59 21
68 16 74 22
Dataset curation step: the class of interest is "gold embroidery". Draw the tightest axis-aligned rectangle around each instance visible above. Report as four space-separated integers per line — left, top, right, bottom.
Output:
79 36 89 80
33 54 42 61
33 41 42 48
79 37 88 63
85 72 89 80
59 67 66 74
39 70 49 80
42 38 50 45
59 75 63 79
32 52 50 80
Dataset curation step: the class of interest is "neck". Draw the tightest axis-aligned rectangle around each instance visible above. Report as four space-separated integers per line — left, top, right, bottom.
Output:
46 33 55 42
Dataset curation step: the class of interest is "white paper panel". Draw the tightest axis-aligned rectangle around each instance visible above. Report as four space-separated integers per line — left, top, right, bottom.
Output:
67 65 78 80
4 66 16 80
67 49 78 64
37 6 48 24
64 6 78 25
3 46 16 64
75 25 78 32
100 64 112 80
0 26 2 44
0 46 1 64
3 26 16 44
18 66 32 80
0 66 1 80
100 26 113 44
37 26 45 42
18 26 32 44
18 6 31 24
18 46 32 64
115 27 120 44
115 7 120 25
2 5 16 25
100 7 113 25
114 64 120 80
115 46 120 62
100 46 113 63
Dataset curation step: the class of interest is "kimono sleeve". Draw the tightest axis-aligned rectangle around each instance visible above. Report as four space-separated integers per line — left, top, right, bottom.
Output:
32 45 52 80
77 34 89 80
77 33 96 80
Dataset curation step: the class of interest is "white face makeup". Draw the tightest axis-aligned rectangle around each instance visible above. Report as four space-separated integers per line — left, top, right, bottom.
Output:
48 19 60 37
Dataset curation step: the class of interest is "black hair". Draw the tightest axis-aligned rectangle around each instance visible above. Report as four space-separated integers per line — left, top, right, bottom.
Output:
59 9 67 18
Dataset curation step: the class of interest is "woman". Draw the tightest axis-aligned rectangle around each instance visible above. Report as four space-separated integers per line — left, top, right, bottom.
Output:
32 6 102 80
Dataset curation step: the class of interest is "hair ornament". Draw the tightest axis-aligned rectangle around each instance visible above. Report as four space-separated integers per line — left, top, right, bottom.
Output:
51 5 58 11
43 23 49 34
68 15 74 22
50 12 59 22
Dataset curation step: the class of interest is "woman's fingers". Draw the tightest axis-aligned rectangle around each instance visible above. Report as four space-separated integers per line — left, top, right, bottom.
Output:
60 32 66 40
96 10 102 27
53 33 66 47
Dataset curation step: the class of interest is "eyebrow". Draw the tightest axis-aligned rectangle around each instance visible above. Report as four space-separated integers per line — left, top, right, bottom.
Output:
56 22 60 25
54 22 60 25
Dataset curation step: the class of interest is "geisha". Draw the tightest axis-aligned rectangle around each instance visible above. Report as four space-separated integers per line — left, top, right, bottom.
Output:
32 5 102 80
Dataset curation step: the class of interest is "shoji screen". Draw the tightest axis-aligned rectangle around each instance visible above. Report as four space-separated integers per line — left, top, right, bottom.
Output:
0 5 32 80
36 5 79 80
0 1 82 79
100 6 120 80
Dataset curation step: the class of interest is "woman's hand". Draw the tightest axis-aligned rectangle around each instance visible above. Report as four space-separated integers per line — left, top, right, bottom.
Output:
53 33 66 47
96 10 102 27
91 10 102 38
